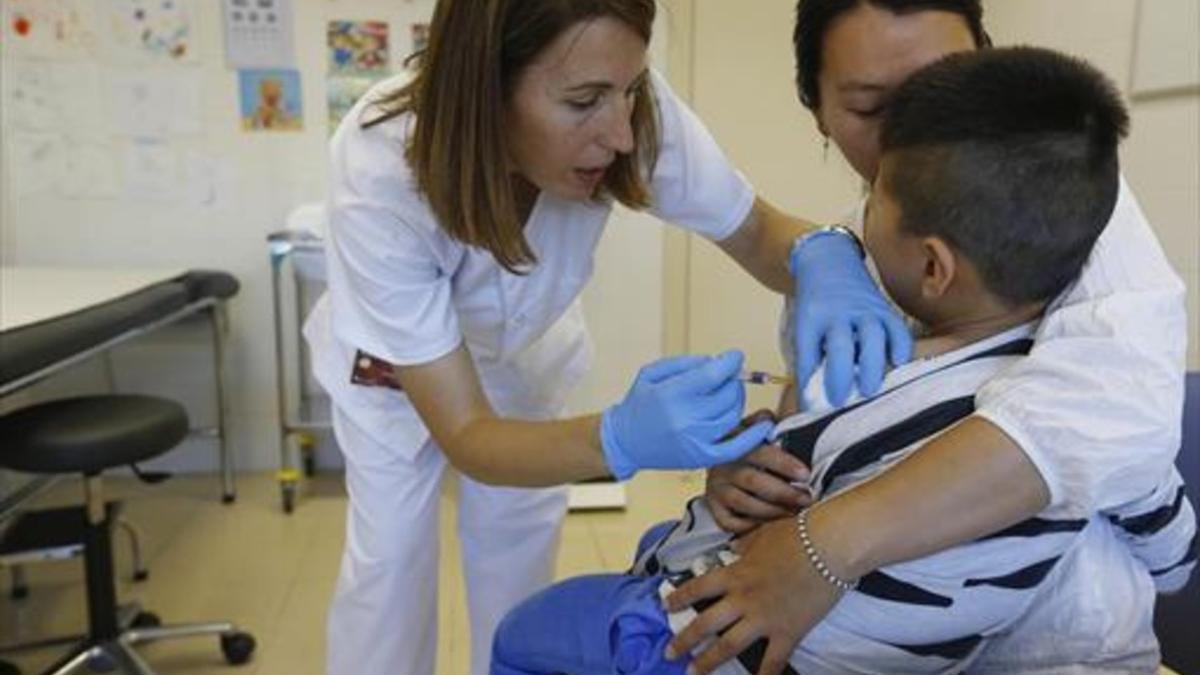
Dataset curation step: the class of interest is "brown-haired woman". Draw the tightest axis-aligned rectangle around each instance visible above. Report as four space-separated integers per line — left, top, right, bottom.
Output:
302 1 910 673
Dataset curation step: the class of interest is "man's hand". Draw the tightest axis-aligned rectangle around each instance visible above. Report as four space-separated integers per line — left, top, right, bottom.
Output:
663 516 844 674
705 438 812 534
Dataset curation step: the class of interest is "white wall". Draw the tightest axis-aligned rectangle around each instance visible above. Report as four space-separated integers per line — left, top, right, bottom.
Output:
983 0 1200 369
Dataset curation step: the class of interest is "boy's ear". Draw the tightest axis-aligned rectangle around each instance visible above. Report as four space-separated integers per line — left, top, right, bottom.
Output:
920 236 957 300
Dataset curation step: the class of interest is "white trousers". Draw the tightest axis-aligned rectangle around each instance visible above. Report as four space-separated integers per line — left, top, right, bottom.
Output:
326 408 568 675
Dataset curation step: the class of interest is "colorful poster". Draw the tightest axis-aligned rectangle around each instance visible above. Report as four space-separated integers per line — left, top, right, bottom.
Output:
103 0 198 63
239 69 303 131
327 76 375 134
408 22 429 70
327 20 389 75
3 0 99 59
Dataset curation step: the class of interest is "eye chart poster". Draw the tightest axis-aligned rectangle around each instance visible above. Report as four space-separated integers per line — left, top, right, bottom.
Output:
222 0 294 68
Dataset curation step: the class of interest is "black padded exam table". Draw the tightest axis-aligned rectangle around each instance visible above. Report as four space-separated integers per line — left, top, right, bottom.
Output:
0 268 240 518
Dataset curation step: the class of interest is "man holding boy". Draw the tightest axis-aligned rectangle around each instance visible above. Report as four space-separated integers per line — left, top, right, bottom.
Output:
490 46 1196 675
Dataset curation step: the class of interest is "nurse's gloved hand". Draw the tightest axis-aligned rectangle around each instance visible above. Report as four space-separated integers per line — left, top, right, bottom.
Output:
791 229 913 407
600 351 773 481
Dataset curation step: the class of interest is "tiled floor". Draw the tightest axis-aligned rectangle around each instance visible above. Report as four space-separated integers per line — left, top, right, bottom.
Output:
0 469 702 675
0 471 1183 675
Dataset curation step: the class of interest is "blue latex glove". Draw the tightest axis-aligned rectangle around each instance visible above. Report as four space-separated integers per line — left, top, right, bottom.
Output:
791 230 913 406
600 351 773 481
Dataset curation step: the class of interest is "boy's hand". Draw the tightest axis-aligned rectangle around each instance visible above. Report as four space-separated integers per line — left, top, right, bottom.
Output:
705 410 812 534
663 516 842 674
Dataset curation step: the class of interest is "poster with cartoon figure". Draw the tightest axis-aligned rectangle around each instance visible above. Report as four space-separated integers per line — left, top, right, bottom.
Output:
327 20 389 76
239 69 303 131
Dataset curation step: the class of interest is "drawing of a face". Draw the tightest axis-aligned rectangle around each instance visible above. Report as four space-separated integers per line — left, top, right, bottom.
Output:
260 78 282 106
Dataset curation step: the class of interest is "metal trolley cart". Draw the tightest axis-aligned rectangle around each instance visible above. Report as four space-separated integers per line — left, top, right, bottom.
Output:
268 211 330 513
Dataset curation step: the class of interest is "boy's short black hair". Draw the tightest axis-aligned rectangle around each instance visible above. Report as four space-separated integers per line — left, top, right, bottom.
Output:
793 0 990 111
879 46 1129 305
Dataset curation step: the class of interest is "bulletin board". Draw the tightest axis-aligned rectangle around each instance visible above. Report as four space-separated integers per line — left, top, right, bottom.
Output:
0 0 435 228
1130 0 1200 100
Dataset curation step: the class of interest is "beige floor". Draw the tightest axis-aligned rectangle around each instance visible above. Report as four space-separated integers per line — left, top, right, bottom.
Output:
1 471 1183 675
0 469 701 675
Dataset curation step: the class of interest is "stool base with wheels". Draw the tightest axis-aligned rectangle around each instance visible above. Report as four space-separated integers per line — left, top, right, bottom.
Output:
0 396 256 674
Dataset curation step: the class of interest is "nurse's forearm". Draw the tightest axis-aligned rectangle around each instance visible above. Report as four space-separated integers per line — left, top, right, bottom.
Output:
810 416 1050 579
446 414 611 487
717 197 815 294
393 343 613 486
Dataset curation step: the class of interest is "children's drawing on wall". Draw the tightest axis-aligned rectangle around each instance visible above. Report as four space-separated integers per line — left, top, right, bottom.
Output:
8 132 63 196
3 0 99 59
408 22 429 70
123 138 179 200
7 64 60 132
7 63 107 136
107 68 204 138
239 69 303 131
61 142 120 200
104 0 198 63
327 20 389 76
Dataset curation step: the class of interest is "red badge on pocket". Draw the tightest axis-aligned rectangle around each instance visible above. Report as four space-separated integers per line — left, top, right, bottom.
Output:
350 350 403 391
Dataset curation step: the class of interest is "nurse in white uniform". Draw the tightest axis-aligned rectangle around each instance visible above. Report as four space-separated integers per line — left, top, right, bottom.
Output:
303 1 911 674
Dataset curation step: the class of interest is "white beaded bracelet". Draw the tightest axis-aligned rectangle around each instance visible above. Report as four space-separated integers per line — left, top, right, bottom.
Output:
796 509 857 592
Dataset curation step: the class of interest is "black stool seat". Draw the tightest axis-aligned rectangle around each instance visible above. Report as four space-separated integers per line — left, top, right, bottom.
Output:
0 395 188 475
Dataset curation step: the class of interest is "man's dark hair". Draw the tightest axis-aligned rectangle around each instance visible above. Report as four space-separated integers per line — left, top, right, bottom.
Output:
793 0 990 111
879 46 1129 305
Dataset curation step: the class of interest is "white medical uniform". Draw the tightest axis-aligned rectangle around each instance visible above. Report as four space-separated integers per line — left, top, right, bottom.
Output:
968 178 1189 672
304 70 755 675
831 178 1188 671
